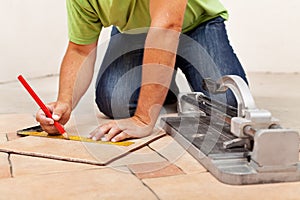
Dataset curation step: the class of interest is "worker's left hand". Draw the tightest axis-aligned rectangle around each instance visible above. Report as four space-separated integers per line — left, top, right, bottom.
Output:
88 116 155 142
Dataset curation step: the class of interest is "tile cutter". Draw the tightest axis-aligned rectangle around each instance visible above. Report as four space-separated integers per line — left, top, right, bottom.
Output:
161 75 300 185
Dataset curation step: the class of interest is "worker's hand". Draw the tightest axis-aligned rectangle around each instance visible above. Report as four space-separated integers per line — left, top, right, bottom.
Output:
35 101 72 134
89 116 155 142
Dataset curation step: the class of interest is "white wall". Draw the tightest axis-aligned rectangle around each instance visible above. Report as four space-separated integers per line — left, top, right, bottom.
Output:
0 0 68 83
222 0 300 73
0 0 299 83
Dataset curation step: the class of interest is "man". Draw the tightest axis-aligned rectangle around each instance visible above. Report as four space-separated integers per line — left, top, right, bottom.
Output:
36 0 247 142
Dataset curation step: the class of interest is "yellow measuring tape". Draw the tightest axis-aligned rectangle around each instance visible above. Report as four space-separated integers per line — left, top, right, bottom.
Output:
17 130 134 147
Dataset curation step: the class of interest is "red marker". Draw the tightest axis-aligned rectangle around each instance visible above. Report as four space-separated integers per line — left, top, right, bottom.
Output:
17 75 69 139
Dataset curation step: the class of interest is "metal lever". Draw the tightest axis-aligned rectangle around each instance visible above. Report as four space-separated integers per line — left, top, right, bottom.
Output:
215 75 279 138
215 75 299 172
216 75 256 118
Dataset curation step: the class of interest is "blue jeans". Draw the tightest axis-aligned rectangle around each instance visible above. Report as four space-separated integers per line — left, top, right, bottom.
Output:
95 17 248 118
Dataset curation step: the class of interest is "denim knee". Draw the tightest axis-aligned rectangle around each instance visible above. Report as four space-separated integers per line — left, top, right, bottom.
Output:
95 85 137 119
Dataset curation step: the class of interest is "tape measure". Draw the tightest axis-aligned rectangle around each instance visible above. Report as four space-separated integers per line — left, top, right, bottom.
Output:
17 125 134 147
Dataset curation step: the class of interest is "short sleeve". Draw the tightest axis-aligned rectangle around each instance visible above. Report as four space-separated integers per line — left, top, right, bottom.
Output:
66 0 102 45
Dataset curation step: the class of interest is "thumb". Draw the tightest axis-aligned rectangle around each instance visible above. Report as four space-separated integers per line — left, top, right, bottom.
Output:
52 104 66 121
52 113 61 121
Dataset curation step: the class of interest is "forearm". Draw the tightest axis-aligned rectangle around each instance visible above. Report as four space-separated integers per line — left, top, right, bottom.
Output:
134 0 187 125
57 41 97 109
134 29 179 125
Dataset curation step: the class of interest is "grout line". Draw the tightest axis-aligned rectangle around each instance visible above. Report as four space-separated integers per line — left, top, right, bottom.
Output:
147 145 187 174
148 145 169 162
0 74 59 85
141 179 161 200
104 133 167 166
7 154 14 178
127 167 161 200
5 133 8 142
5 133 14 178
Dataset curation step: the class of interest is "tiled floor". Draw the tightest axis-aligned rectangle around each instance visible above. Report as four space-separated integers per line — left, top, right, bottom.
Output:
0 72 299 199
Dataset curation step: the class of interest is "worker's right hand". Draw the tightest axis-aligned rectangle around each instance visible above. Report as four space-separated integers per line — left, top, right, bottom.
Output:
35 101 72 134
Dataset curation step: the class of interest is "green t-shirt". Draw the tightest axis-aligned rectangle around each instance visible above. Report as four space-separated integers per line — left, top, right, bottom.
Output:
66 0 228 45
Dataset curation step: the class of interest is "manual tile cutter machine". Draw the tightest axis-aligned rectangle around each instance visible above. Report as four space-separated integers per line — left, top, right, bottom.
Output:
161 75 300 185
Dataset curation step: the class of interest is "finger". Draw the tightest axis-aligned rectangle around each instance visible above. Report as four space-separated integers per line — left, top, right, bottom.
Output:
36 108 46 120
36 103 55 121
104 127 122 142
111 131 130 142
52 114 60 121
36 109 54 125
42 117 55 125
88 128 99 139
40 124 59 134
45 104 54 112
52 104 65 121
89 123 113 141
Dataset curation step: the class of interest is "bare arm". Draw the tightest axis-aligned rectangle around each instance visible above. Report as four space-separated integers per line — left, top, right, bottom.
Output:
36 41 97 133
134 0 188 124
58 41 97 109
89 0 188 142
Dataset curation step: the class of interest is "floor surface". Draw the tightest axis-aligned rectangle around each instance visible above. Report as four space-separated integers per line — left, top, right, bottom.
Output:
0 72 299 200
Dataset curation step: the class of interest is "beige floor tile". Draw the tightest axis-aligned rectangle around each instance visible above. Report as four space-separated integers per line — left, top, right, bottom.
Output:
0 114 37 134
0 131 166 166
6 132 22 141
10 154 101 177
0 101 166 167
0 136 122 166
254 96 300 131
0 153 11 179
1 73 299 199
0 76 59 114
248 73 300 98
173 151 207 174
108 146 166 167
149 135 187 162
128 161 184 179
144 172 300 200
0 168 157 200
149 135 206 173
0 133 7 144
248 73 300 132
0 136 99 163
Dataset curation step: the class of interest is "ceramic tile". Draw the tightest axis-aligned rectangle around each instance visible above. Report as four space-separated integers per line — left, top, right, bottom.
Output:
173 151 207 174
128 161 184 179
10 154 101 177
0 103 166 165
0 76 59 114
248 73 300 132
248 73 300 98
6 132 22 141
149 135 185 162
0 114 37 134
0 128 166 166
0 153 11 179
0 136 97 160
108 146 166 167
254 96 300 132
149 135 206 174
1 72 299 199
144 172 300 200
0 136 121 166
0 133 7 144
0 168 157 200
